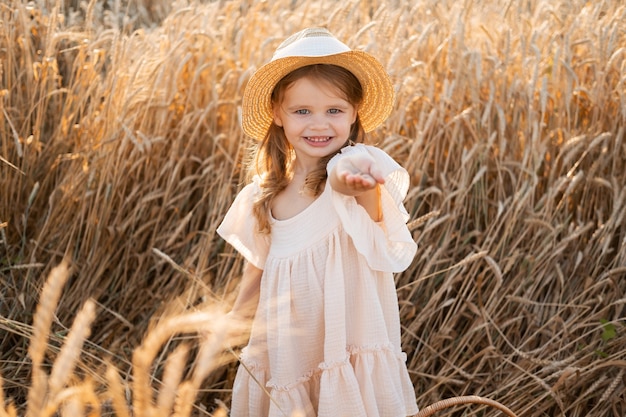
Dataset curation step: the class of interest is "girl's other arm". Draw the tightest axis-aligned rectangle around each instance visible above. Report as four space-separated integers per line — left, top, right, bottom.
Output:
229 261 263 320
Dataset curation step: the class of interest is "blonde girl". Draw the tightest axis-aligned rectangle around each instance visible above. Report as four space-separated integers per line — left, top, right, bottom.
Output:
218 27 418 417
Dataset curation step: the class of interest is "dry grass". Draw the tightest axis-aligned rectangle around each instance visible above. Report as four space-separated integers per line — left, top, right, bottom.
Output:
1 259 235 417
1 0 625 416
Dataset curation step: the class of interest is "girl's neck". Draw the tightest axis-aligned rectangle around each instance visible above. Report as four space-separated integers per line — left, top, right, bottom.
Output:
291 155 321 177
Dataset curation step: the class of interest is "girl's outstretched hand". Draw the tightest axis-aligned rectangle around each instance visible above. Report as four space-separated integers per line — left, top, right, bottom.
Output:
331 152 385 195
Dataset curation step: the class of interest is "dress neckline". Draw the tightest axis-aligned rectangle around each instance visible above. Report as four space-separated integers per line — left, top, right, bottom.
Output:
270 181 329 224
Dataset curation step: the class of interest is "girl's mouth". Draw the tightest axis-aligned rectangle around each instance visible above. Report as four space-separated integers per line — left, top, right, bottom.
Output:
304 136 332 143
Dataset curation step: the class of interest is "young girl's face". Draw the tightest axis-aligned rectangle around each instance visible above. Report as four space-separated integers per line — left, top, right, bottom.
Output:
273 75 357 162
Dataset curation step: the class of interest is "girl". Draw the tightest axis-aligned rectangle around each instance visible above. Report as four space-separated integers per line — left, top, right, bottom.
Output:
218 27 418 417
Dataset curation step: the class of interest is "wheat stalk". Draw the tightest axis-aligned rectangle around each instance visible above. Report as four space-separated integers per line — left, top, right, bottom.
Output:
414 395 518 417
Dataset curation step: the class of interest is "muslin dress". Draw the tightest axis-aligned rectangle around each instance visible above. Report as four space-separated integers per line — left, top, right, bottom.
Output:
217 144 418 417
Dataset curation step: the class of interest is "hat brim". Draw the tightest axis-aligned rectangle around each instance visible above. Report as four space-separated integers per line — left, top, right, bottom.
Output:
241 50 395 141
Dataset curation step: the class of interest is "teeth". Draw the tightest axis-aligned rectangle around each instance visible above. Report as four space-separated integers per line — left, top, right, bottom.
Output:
306 137 330 142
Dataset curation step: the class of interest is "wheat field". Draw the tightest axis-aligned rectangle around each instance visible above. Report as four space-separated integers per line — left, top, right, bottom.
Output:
0 0 625 416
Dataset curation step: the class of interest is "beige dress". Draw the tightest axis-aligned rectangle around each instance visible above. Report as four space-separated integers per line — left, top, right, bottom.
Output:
217 144 418 417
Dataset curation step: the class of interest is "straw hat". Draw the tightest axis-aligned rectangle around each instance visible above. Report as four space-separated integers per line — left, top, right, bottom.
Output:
241 27 395 141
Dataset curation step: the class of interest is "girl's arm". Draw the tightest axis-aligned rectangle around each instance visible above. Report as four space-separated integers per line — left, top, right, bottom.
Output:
329 152 385 221
229 261 263 320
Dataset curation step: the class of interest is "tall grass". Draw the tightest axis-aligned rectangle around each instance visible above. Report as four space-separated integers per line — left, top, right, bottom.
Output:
1 0 625 415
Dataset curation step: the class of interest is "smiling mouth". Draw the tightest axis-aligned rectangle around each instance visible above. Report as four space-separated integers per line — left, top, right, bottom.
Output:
305 136 332 142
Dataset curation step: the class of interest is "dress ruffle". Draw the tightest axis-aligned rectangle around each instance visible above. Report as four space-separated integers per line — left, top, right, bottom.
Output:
232 345 418 417
229 355 270 416
327 144 417 272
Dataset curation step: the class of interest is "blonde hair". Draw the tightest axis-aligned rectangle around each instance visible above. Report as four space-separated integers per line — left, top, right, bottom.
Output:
249 64 366 233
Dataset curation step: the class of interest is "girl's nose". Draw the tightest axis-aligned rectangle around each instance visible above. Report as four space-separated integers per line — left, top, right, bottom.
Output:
309 114 329 129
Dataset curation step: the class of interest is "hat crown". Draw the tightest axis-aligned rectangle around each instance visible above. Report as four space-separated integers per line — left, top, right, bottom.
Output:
272 27 350 61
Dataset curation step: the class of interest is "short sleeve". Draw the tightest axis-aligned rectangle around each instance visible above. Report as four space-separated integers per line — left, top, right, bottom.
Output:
217 177 270 269
327 144 417 272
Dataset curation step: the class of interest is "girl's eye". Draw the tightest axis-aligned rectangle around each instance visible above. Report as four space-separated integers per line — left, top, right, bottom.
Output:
328 108 341 114
295 109 310 115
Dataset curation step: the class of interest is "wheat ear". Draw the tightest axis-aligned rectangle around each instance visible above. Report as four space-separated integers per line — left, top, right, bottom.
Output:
0 372 16 417
26 260 71 417
48 299 97 398
105 365 131 417
172 381 196 417
133 310 224 417
156 343 190 415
